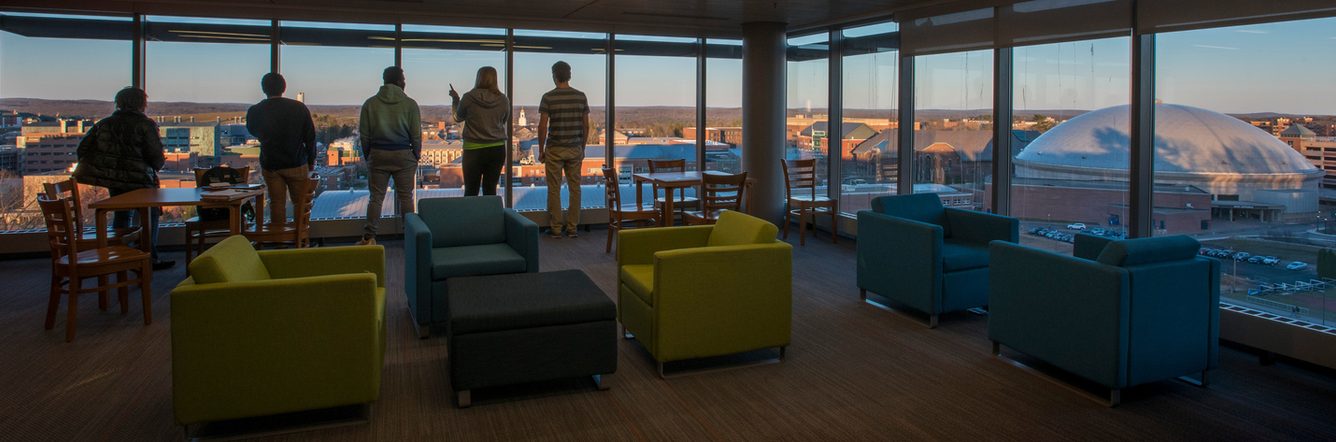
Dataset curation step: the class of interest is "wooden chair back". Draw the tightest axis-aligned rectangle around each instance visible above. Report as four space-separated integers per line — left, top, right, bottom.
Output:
701 172 748 218
602 167 623 209
38 196 79 262
42 178 85 231
193 165 251 187
647 159 689 201
294 175 317 246
782 158 819 200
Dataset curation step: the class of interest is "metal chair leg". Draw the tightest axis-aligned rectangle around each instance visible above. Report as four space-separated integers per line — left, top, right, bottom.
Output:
859 288 867 300
594 374 611 390
1108 389 1121 407
456 390 472 408
991 340 1000 356
928 314 939 329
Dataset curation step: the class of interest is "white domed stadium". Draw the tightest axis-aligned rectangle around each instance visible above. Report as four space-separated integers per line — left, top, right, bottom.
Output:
1015 103 1322 217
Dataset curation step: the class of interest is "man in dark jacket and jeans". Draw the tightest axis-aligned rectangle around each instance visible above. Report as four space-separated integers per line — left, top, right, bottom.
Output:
74 87 173 269
247 72 316 226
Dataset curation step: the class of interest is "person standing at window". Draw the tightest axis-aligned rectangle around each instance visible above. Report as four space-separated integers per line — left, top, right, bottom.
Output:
74 87 173 270
357 66 422 246
537 61 591 239
246 73 316 226
450 66 510 196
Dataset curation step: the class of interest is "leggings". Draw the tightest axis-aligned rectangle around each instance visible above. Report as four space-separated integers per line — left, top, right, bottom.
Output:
462 145 506 196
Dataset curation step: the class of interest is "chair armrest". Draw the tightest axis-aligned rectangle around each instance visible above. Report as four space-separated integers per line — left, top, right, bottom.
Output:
258 245 385 287
856 210 943 313
617 225 714 266
170 273 384 424
652 242 793 360
404 213 434 324
945 208 1018 244
988 241 1131 388
503 209 540 273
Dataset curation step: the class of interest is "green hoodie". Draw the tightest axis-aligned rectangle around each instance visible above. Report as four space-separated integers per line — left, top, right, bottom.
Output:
359 84 422 158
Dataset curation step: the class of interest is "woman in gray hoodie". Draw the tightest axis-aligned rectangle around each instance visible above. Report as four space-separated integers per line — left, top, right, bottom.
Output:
450 66 511 196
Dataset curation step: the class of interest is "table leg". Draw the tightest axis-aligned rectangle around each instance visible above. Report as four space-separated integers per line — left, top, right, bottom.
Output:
95 208 109 249
137 207 151 254
664 187 676 227
253 194 265 231
228 205 241 236
634 178 644 210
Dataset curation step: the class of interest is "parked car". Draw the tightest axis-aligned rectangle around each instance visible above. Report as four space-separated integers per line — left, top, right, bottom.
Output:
1262 256 1280 265
1199 248 1212 256
1247 256 1263 264
1233 252 1251 261
1067 223 1087 230
1090 228 1106 235
1286 261 1309 271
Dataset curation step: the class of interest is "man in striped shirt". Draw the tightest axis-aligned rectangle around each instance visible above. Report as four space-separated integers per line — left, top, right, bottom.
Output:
537 61 592 238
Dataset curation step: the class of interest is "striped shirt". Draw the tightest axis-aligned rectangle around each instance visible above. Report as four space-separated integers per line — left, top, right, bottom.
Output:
539 87 590 148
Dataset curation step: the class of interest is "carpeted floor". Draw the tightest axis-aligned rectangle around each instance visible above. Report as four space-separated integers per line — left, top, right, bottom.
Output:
2 231 1335 441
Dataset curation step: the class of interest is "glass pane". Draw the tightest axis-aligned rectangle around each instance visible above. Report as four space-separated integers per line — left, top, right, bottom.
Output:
1010 37 1130 253
1 13 131 232
614 35 697 175
704 39 742 173
280 21 395 220
1157 17 1336 326
913 50 993 210
840 23 898 214
787 33 830 191
512 30 606 212
399 24 507 204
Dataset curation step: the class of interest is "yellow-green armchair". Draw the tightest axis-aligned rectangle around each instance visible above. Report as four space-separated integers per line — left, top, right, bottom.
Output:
170 236 387 428
617 211 793 377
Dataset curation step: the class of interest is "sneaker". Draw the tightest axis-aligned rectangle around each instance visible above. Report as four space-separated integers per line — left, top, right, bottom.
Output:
566 230 580 239
152 260 176 271
356 236 377 246
549 229 564 239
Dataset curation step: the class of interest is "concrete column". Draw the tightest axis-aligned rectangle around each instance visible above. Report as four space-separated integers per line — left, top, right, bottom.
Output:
742 22 787 224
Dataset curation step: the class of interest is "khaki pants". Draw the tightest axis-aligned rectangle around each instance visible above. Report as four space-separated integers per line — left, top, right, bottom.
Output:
544 146 584 233
365 149 418 237
261 165 309 226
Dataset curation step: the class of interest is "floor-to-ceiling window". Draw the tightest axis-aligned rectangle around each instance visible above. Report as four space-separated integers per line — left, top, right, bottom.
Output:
839 22 899 214
1010 37 1130 252
0 12 131 231
614 35 697 176
399 24 506 201
279 21 395 219
913 50 993 210
1156 16 1336 325
704 39 742 174
510 30 606 212
786 33 830 191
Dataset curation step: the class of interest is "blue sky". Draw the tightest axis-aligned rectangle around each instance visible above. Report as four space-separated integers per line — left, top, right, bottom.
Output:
2 16 1334 114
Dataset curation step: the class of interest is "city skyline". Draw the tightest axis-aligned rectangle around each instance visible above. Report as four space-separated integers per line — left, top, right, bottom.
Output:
3 15 1335 113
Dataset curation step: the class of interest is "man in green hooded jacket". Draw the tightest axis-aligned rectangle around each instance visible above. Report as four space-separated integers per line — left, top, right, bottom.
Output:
357 66 422 245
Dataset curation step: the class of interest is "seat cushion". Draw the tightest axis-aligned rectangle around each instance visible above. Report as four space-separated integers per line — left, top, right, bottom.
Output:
707 211 778 247
941 240 989 272
871 193 949 237
418 196 506 248
447 270 615 334
430 243 527 280
188 235 271 284
620 264 655 305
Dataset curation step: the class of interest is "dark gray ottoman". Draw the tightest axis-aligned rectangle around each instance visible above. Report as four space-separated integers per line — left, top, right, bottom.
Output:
446 269 617 407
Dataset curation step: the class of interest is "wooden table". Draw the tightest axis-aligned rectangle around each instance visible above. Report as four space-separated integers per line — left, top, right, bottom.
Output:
632 171 730 227
89 187 266 254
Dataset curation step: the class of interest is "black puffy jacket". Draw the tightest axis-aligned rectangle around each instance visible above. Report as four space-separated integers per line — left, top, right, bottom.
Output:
73 110 166 190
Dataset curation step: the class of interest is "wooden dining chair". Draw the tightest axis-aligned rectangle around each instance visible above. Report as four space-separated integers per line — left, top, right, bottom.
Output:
185 165 251 263
782 158 839 246
647 159 698 222
603 167 659 253
42 177 140 249
244 174 317 249
683 172 748 226
39 195 153 342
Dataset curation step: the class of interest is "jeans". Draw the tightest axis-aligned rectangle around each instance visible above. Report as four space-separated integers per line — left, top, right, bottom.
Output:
462 145 505 196
262 165 311 225
109 187 162 262
544 146 584 233
364 149 418 238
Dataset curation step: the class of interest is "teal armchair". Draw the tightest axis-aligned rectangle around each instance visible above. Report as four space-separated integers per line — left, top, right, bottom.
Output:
618 211 793 377
856 193 1018 327
405 196 539 337
988 234 1220 406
